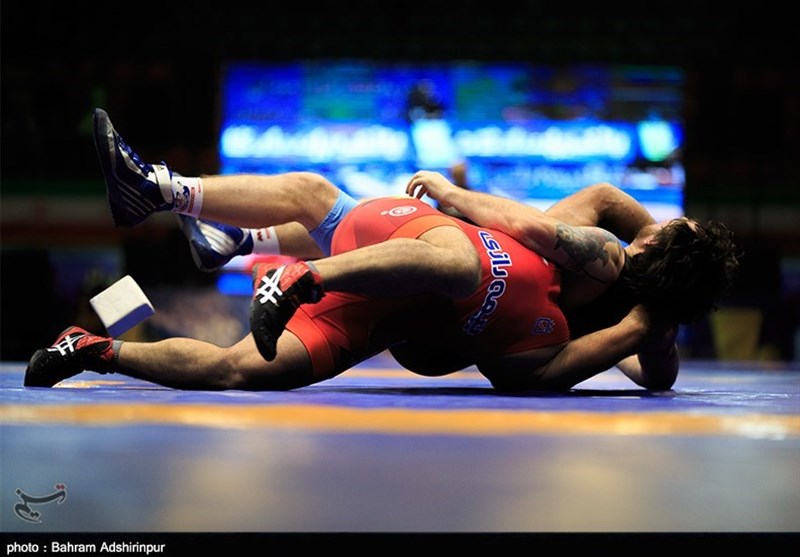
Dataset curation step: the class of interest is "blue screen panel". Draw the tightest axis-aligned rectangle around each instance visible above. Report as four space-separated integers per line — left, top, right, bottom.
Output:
219 61 684 220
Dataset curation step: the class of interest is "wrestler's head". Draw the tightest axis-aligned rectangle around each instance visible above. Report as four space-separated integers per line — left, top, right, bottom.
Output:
624 217 740 323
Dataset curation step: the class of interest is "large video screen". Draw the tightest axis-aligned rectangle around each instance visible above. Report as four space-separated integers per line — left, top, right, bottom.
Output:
219 60 684 221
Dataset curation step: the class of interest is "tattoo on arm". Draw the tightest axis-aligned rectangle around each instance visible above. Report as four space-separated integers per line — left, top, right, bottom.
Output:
554 224 618 278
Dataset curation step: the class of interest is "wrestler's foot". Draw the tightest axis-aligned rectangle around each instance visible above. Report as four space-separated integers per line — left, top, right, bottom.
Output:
249 261 324 361
24 327 116 388
93 108 174 227
177 215 254 272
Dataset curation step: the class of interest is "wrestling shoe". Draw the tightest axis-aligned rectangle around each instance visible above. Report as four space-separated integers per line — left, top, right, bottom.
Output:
249 261 324 361
24 326 115 388
177 215 254 272
93 108 173 227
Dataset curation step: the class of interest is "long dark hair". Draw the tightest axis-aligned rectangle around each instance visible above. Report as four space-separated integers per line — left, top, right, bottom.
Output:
623 219 740 323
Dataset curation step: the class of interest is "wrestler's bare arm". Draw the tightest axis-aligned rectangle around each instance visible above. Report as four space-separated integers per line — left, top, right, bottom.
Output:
406 171 625 283
614 326 679 390
543 182 656 242
543 181 679 387
480 304 657 391
407 172 682 388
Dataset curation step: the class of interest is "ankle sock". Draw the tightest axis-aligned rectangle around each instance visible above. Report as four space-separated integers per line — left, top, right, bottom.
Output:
171 177 204 217
251 226 280 255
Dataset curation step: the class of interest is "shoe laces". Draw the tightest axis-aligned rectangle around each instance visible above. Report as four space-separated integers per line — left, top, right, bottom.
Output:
117 135 153 175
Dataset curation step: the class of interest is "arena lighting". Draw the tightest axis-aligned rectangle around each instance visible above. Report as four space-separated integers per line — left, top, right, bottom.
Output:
216 61 685 292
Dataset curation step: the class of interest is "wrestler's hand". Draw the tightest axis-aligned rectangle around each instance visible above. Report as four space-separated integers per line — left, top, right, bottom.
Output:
617 304 680 390
629 304 678 347
406 171 460 207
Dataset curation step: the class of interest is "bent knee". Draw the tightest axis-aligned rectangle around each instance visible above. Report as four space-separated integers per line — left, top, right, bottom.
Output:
290 172 340 204
286 172 342 229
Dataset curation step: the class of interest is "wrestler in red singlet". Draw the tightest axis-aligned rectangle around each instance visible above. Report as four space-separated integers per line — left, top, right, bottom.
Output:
284 198 570 376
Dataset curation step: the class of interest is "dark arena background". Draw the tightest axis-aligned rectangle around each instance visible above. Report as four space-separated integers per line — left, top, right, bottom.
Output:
1 1 798 548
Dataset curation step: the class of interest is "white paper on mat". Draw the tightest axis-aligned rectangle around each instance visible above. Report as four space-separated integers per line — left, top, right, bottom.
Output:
89 275 155 336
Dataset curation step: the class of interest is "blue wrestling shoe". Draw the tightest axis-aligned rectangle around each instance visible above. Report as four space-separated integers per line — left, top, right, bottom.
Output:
249 261 324 361
24 326 115 388
93 108 174 227
177 215 254 272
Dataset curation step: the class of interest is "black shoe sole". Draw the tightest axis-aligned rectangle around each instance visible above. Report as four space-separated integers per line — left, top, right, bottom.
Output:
92 108 138 227
249 304 279 362
23 349 68 388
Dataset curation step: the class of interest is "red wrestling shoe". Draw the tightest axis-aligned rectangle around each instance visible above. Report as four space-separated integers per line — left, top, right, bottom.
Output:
249 261 324 362
24 326 116 387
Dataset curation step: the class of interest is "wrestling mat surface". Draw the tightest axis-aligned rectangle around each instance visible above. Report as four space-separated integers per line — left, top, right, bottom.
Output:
2 353 798 534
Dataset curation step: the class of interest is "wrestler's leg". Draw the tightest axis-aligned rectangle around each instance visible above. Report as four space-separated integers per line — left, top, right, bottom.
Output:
314 225 481 299
324 227 480 376
111 333 309 390
197 172 339 231
93 108 344 269
250 224 482 361
191 174 356 259
176 190 332 271
271 222 326 260
95 108 342 230
28 329 320 391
